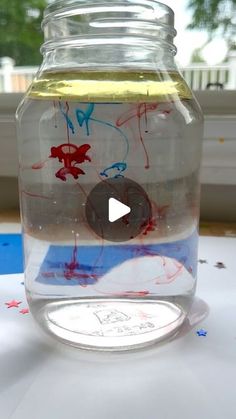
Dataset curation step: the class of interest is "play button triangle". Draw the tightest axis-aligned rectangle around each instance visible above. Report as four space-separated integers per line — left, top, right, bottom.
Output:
86 177 151 242
109 198 131 223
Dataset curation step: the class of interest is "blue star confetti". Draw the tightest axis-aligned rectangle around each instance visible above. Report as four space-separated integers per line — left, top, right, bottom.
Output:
196 329 208 337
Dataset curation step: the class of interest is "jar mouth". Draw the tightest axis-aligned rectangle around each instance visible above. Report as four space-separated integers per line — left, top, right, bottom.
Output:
44 0 175 23
42 0 177 50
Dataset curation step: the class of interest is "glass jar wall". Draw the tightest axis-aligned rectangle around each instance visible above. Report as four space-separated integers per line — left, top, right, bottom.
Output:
16 0 203 350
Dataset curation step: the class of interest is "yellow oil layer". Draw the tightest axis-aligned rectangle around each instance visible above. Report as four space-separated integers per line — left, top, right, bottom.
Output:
28 70 192 102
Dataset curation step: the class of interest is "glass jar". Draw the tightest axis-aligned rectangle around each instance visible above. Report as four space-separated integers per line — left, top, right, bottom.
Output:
16 0 203 350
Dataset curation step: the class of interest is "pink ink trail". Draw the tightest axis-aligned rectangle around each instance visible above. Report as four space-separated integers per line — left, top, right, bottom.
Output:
21 190 53 200
137 104 150 169
64 233 98 284
53 101 58 128
121 290 150 297
117 104 159 170
64 235 79 280
142 204 170 236
142 219 156 236
32 159 49 170
156 257 183 284
95 289 150 297
138 309 154 320
76 181 105 270
116 103 159 127
156 205 170 219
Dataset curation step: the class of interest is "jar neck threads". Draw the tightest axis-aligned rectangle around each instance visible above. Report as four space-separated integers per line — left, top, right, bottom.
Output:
41 0 177 71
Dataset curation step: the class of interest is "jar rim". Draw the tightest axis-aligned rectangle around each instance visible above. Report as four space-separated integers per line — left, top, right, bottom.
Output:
44 0 175 27
42 0 177 55
45 0 174 16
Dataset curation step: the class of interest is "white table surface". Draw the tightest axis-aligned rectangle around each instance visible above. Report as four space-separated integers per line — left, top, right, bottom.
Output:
0 235 236 419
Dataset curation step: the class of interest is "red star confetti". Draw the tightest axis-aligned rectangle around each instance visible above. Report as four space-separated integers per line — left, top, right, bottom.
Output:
5 300 22 309
19 308 29 315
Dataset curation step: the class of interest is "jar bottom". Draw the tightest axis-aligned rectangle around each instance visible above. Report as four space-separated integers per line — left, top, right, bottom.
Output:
32 298 188 350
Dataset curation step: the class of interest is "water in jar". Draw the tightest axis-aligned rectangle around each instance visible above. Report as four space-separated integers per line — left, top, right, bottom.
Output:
17 70 203 350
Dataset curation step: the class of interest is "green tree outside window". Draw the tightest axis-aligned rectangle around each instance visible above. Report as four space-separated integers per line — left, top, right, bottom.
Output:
0 0 47 65
1 0 236 66
188 0 236 49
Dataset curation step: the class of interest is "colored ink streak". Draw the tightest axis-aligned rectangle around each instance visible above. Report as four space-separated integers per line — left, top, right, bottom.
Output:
53 100 58 128
130 246 184 284
96 289 150 297
156 257 183 284
63 235 99 286
142 205 170 236
64 272 98 284
59 101 75 139
120 290 149 297
64 237 79 278
116 103 172 169
37 229 198 288
21 190 52 200
49 143 91 181
76 103 94 136
42 271 98 286
100 162 127 179
32 159 48 170
116 103 159 127
75 103 129 163
117 103 159 170
156 205 170 219
133 248 157 259
142 219 156 236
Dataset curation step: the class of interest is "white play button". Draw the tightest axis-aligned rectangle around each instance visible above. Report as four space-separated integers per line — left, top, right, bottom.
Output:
108 198 131 223
86 178 151 242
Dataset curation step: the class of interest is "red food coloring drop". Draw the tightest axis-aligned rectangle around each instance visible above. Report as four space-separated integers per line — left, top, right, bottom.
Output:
49 143 91 181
